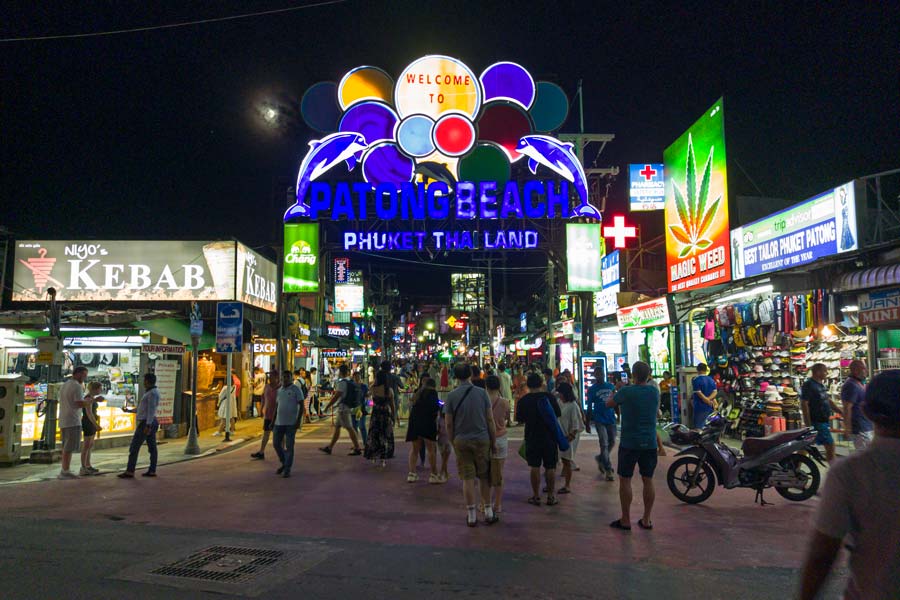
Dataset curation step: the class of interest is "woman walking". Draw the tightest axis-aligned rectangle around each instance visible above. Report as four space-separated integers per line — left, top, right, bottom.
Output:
80 381 103 475
405 377 441 483
364 369 395 467
486 375 510 513
352 370 369 447
556 381 584 494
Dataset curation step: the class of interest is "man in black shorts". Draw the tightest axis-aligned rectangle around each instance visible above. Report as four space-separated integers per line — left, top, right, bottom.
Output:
516 372 562 506
607 361 659 531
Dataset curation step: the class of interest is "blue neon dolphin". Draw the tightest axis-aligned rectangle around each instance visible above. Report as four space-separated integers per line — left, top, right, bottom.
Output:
515 135 601 219
283 132 368 220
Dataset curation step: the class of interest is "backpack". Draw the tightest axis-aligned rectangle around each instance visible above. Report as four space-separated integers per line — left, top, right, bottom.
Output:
340 378 360 408
758 298 774 325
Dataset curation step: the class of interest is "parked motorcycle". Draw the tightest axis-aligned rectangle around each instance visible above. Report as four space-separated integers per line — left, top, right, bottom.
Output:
666 414 826 505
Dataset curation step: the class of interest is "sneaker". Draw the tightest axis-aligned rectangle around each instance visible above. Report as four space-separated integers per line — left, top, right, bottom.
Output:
606 471 616 482
428 473 441 484
142 472 157 477
348 449 362 456
117 472 134 479
250 452 264 460
58 471 78 479
439 473 449 483
595 455 604 470
79 467 92 476
87 467 100 475
407 472 419 483
318 446 332 455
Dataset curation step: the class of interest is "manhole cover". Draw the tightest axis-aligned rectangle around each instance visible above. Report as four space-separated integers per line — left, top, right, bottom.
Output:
150 545 286 583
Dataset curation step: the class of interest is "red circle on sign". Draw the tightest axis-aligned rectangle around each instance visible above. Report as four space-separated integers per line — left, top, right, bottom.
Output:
477 102 533 162
433 113 476 157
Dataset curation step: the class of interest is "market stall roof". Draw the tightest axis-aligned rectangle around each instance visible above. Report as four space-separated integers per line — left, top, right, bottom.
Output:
835 264 900 292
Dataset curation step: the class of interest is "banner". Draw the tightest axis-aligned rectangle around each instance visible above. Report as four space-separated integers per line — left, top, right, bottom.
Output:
283 223 320 293
731 182 858 280
664 98 731 293
593 250 621 317
153 360 178 425
629 163 665 211
566 223 605 292
617 297 672 330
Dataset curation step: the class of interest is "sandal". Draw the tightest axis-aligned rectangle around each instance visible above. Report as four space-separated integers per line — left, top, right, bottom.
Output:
557 487 571 494
609 519 631 531
527 496 542 506
546 496 559 506
638 518 653 530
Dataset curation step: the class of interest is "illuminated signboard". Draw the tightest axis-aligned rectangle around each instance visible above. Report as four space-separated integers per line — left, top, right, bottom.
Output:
664 98 731 293
566 223 605 292
327 324 352 338
858 288 900 326
284 56 603 252
593 250 621 317
629 163 665 211
603 215 637 249
617 297 672 330
334 284 364 312
12 240 275 311
520 312 527 333
334 258 350 284
283 223 319 293
731 181 858 280
579 354 608 410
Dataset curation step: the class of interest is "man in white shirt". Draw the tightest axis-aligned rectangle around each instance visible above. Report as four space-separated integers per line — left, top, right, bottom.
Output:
58 366 91 479
118 373 161 478
498 363 514 425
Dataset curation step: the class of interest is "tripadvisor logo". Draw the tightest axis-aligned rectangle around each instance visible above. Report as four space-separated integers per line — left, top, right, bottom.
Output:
286 240 316 265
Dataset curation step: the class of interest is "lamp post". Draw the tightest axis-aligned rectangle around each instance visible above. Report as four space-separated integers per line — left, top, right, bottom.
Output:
184 303 202 455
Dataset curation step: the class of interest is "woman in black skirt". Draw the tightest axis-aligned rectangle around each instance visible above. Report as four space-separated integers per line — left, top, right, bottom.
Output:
364 369 395 467
405 377 441 483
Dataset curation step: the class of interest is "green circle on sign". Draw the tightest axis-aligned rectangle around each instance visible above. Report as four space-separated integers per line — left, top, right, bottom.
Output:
457 143 510 186
530 81 569 132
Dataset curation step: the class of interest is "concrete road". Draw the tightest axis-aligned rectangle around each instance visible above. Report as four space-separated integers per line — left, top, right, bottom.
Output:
0 421 847 599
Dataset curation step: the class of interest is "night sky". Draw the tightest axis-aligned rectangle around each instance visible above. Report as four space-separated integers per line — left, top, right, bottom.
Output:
3 1 898 300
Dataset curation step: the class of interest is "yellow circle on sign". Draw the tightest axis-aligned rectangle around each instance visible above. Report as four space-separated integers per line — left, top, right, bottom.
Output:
394 55 482 120
338 66 394 110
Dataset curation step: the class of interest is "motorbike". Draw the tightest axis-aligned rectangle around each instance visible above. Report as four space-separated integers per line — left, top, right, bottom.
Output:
665 414 827 505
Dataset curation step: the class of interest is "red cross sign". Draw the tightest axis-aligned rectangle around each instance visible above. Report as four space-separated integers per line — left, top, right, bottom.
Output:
603 215 637 248
639 164 657 180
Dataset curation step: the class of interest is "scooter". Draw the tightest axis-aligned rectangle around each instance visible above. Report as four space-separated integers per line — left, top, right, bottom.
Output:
666 414 827 505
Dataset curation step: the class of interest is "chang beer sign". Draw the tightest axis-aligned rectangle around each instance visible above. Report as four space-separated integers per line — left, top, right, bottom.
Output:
616 296 672 330
283 223 320 293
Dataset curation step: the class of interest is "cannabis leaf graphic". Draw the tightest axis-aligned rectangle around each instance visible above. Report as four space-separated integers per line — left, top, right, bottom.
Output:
669 133 721 258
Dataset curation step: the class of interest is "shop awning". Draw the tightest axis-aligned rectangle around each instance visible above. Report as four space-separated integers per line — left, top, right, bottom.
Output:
835 265 900 292
16 328 139 339
134 318 216 351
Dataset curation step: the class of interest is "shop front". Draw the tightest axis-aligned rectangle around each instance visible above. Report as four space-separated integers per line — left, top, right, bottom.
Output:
616 295 675 381
856 284 900 373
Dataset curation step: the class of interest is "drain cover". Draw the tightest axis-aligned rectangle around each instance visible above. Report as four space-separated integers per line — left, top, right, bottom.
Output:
150 545 286 583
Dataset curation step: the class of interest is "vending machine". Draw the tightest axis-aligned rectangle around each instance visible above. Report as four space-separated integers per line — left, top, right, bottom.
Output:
0 374 28 465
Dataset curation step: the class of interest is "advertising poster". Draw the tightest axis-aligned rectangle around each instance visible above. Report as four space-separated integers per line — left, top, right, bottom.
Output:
629 163 666 211
731 182 858 280
617 297 672 330
593 250 621 317
334 285 364 312
236 243 278 313
664 98 731 293
215 301 243 353
283 223 320 293
566 223 605 291
579 354 608 409
153 360 178 425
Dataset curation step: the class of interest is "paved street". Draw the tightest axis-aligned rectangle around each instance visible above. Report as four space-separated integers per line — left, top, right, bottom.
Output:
0 420 847 599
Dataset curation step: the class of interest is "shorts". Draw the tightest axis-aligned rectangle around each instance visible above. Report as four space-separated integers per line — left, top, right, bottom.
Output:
61 426 81 453
525 440 558 470
336 406 354 430
852 430 873 450
617 447 658 479
452 439 491 481
812 422 834 446
263 419 274 432
81 420 97 437
492 435 509 460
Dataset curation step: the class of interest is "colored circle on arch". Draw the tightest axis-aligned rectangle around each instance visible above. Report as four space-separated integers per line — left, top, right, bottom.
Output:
362 142 415 187
394 55 481 120
457 143 511 187
300 81 341 133
433 113 476 157
338 101 398 146
530 81 569 132
338 66 394 110
480 62 536 110
477 102 533 162
395 114 435 157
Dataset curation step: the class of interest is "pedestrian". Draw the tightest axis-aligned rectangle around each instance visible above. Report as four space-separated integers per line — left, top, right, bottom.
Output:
364 368 396 467
841 360 873 450
405 377 441 483
802 362 843 463
79 381 104 476
659 370 676 416
691 363 718 428
471 364 486 389
586 367 618 481
556 381 584 494
383 362 403 426
57 366 91 479
118 372 160 479
608 361 659 531
497 363 514 426
251 366 265 418
319 364 363 456
798 369 900 600
214 374 238 436
516 372 564 507
445 362 498 526
273 369 304 478
485 374 509 514
251 370 279 460
351 370 369 448
435 401 452 483
542 368 556 394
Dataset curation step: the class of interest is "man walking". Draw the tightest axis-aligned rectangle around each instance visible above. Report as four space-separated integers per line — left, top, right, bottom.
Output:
319 364 363 456
118 373 160 478
251 370 279 460
498 363 514 425
691 363 718 428
273 369 304 478
841 360 873 450
586 367 617 481
445 363 498 527
608 361 659 531
57 366 91 479
516 372 563 506
802 363 842 462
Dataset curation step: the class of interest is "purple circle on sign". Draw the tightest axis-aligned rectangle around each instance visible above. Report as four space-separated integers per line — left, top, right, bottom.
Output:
339 101 398 145
480 62 536 110
362 142 414 187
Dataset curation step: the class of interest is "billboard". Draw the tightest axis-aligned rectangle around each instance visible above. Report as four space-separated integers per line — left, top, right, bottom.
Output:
617 297 672 330
334 284 364 312
566 223 605 292
664 98 731 293
593 250 621 317
236 243 278 312
731 182 858 280
283 223 319 293
629 163 665 211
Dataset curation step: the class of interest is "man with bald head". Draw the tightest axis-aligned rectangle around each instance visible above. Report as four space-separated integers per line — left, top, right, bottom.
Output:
840 360 873 450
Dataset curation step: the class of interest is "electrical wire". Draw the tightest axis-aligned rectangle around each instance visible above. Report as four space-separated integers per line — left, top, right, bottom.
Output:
0 0 349 42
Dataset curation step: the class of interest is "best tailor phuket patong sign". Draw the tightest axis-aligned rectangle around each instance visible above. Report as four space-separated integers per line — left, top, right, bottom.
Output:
284 55 600 252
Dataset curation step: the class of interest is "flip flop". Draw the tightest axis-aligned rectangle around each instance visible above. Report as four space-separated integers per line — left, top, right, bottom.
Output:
609 519 631 531
546 496 559 506
557 487 571 494
638 519 653 530
527 496 542 506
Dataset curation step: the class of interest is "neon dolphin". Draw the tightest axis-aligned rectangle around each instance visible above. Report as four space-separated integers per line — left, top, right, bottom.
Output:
284 132 368 220
515 135 601 219
414 161 456 186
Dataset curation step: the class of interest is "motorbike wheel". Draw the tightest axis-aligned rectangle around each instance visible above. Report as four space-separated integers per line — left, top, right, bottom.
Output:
667 457 716 504
774 454 820 501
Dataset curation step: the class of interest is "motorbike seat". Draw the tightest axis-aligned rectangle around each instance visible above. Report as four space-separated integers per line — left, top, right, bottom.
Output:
741 429 809 457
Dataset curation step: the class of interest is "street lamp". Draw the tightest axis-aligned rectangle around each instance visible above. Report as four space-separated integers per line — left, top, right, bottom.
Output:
426 321 434 331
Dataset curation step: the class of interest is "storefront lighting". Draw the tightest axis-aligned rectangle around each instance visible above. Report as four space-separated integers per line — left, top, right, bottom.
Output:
840 305 859 312
5 347 37 353
711 283 774 305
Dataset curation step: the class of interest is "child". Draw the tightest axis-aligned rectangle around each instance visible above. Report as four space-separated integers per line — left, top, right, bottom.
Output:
80 381 103 475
